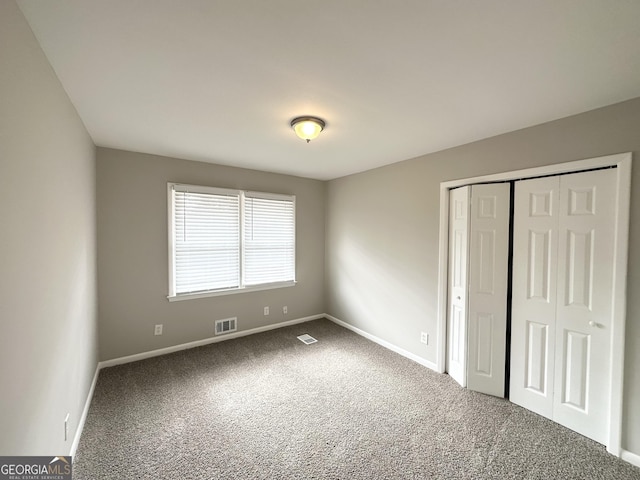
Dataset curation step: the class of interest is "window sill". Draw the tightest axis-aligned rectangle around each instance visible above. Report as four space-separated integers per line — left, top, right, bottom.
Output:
167 280 297 302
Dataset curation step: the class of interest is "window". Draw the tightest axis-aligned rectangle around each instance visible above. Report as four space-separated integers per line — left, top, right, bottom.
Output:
168 183 295 300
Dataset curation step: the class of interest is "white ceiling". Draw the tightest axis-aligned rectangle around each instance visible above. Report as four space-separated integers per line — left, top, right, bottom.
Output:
17 1 640 180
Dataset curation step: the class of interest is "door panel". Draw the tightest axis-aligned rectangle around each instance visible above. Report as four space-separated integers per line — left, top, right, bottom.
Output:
475 313 494 375
553 169 615 444
476 230 496 294
450 305 466 365
467 183 510 396
527 230 552 301
447 187 470 387
562 330 589 411
565 229 594 308
524 320 548 394
510 176 559 418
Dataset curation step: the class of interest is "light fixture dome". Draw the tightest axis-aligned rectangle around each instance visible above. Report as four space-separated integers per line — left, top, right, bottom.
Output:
291 116 325 143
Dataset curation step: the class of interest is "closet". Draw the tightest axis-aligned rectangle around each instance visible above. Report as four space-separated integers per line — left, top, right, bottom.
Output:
447 167 617 445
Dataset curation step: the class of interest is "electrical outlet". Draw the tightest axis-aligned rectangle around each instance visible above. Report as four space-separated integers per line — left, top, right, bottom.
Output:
264 306 269 316
64 413 69 442
154 324 163 336
420 332 429 345
283 306 288 315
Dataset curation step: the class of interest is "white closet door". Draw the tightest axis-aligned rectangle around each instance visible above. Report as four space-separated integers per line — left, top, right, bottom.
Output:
553 169 616 444
447 186 470 387
511 169 616 445
510 176 560 419
467 183 510 397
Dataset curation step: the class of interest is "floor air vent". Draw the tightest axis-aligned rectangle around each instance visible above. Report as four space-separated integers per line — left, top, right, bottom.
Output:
215 317 237 335
297 334 317 345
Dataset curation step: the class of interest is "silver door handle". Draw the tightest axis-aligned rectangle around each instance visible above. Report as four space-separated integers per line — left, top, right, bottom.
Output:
457 296 461 300
588 321 595 327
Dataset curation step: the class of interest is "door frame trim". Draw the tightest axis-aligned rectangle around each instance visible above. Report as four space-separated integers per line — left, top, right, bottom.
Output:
435 152 632 456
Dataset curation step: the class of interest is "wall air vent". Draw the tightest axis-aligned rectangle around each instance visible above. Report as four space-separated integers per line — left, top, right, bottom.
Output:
215 317 237 335
297 334 317 345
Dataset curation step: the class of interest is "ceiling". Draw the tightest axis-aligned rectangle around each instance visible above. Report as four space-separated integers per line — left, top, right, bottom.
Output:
17 1 640 180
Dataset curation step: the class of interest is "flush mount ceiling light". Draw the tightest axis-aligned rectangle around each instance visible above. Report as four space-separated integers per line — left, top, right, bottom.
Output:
290 116 325 143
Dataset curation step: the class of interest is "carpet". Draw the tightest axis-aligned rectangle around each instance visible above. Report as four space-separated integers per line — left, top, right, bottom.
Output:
73 318 640 479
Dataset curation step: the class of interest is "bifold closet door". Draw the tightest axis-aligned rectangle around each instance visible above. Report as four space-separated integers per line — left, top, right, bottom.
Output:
510 169 616 444
466 183 510 396
553 169 616 443
447 186 470 388
510 176 559 418
447 183 510 396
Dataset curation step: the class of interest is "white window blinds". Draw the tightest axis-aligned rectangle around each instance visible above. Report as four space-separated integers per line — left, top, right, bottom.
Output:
173 187 240 294
169 184 295 298
244 193 296 286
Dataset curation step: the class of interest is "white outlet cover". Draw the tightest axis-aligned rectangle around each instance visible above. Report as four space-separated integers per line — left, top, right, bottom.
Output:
264 306 269 315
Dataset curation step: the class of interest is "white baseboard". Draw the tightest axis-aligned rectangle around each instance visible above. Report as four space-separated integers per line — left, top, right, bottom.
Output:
99 314 325 369
70 363 100 458
621 449 640 468
325 314 439 372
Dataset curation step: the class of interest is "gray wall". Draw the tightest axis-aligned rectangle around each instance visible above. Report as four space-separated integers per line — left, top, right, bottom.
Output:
0 1 98 455
97 148 325 360
325 97 640 455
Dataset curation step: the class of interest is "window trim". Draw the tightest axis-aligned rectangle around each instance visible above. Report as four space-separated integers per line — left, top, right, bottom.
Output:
167 280 296 302
167 183 296 301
